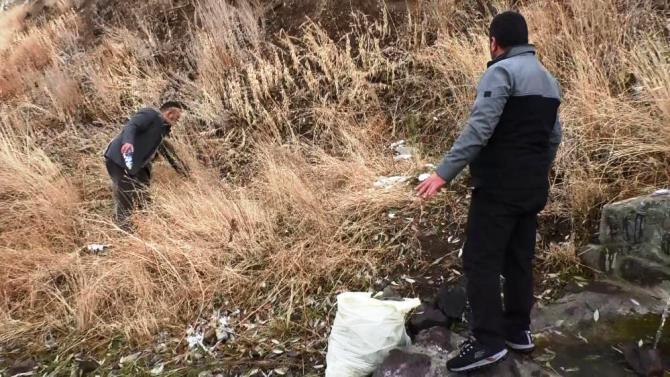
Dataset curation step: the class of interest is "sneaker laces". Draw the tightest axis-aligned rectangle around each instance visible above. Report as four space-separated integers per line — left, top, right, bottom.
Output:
458 338 477 356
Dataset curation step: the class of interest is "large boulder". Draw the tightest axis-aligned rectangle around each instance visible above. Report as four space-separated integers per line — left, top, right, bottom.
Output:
582 191 670 286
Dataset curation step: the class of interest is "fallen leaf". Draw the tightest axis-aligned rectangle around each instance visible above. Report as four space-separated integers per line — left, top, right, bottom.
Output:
150 363 164 375
593 309 600 322
274 368 288 375
630 298 640 306
119 352 141 365
430 255 447 266
577 332 588 343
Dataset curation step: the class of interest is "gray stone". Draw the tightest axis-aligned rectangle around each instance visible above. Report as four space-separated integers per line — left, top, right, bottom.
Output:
435 280 467 320
532 280 668 331
6 359 36 376
373 327 556 377
372 349 432 377
622 343 664 377
591 192 670 285
414 326 451 352
406 304 451 339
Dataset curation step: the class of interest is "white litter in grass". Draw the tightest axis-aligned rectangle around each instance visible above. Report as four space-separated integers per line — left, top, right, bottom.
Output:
119 352 141 365
390 140 414 161
373 176 410 189
403 277 416 284
418 173 431 182
652 188 670 196
186 327 204 349
630 298 641 306
638 339 644 347
457 248 463 258
150 363 165 376
593 309 600 322
86 244 106 253
394 154 412 161
216 315 233 341
424 163 436 169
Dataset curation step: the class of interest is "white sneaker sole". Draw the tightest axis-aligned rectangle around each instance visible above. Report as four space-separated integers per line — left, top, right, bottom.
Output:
506 340 535 352
448 348 508 372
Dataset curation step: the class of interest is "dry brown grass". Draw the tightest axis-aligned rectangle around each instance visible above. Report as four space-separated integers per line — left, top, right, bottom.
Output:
0 0 668 371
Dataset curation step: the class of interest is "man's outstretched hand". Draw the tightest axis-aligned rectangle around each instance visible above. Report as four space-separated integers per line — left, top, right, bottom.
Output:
415 173 447 199
121 143 134 154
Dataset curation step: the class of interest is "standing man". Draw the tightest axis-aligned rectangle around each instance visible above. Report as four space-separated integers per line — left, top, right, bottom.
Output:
104 101 189 230
415 12 562 372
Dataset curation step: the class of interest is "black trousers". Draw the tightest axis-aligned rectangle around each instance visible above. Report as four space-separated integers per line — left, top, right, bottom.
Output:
105 158 151 229
462 187 548 349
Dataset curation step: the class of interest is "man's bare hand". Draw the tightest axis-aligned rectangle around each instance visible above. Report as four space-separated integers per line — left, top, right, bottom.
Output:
121 143 134 154
415 173 447 199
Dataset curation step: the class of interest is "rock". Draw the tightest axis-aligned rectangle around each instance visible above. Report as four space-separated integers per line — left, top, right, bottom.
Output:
580 244 609 272
622 343 664 377
406 304 451 339
414 326 451 352
589 192 670 286
619 257 670 286
406 280 466 339
532 280 667 331
75 356 100 375
373 327 557 377
372 349 432 377
7 359 36 376
435 280 467 320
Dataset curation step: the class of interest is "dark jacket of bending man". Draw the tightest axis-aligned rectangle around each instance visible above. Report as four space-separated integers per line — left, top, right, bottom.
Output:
104 101 189 230
415 12 562 373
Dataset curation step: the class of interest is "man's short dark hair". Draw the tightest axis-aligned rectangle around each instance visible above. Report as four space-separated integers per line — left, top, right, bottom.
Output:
489 11 528 48
160 101 187 111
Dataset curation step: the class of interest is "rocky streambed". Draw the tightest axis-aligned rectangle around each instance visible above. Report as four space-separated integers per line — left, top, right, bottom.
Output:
374 191 670 377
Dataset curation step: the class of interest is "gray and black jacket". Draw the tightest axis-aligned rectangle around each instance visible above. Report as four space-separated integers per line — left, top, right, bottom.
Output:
436 45 561 189
104 108 188 176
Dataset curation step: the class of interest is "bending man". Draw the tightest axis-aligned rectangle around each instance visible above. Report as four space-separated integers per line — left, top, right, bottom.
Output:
104 101 189 230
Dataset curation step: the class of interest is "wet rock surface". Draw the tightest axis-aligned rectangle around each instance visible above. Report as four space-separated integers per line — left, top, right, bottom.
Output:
532 280 668 331
374 327 556 377
622 343 665 377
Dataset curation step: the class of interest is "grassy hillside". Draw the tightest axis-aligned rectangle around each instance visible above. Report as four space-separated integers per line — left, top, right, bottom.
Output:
0 0 668 373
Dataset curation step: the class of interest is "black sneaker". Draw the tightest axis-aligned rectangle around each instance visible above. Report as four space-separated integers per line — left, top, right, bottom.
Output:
446 338 508 372
506 330 535 353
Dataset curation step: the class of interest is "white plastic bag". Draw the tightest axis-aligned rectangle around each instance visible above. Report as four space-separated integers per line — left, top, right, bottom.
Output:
325 292 421 377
